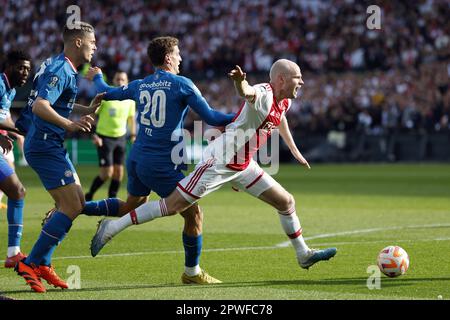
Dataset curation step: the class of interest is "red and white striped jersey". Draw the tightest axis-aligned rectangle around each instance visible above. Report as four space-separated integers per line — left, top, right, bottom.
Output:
206 83 291 171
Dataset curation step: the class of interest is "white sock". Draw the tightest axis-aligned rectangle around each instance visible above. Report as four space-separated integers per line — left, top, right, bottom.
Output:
7 246 20 258
110 200 165 236
185 265 201 277
278 208 310 257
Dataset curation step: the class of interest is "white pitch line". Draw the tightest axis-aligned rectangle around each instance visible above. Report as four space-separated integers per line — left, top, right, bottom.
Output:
2 237 449 263
276 223 450 248
29 237 450 262
307 237 450 248
0 246 280 263
1 224 449 263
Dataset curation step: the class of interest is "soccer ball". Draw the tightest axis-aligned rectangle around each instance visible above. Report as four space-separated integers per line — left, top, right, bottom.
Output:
377 245 409 277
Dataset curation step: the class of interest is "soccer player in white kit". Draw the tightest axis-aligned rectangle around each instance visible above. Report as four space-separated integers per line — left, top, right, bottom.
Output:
91 59 337 272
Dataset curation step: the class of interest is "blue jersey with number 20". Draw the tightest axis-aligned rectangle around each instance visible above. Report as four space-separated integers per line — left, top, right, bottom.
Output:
95 69 233 166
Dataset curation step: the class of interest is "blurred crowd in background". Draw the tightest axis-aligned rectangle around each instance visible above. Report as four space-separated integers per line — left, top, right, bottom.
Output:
1 0 449 135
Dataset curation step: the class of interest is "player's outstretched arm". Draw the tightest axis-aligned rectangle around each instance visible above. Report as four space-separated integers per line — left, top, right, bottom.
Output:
32 97 94 133
0 122 24 135
279 115 310 169
87 67 137 102
86 67 113 92
228 65 256 102
182 78 235 126
188 95 235 127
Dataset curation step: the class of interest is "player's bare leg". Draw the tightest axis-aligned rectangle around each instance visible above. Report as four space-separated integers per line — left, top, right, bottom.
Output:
258 183 337 269
180 204 202 236
179 204 221 284
42 176 84 224
100 166 113 181
109 164 124 198
117 194 147 216
58 173 126 219
48 183 85 220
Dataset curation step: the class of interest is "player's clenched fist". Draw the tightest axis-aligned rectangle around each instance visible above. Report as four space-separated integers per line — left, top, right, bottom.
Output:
85 66 102 81
228 65 246 82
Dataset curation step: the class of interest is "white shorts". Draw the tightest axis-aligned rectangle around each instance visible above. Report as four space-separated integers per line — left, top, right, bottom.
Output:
176 158 277 204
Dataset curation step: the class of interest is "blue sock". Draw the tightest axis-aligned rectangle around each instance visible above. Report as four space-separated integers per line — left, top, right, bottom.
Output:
7 198 24 247
25 212 72 266
82 198 120 217
183 233 202 267
40 232 67 266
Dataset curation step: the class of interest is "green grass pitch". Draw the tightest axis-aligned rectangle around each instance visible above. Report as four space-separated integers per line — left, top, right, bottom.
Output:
0 163 449 300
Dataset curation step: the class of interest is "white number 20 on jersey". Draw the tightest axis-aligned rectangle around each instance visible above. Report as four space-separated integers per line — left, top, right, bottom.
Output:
139 89 166 127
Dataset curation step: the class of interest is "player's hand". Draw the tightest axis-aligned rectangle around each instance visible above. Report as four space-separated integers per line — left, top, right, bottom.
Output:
87 92 105 114
228 65 246 82
85 67 102 81
0 135 13 154
292 150 311 169
66 115 95 133
92 134 103 147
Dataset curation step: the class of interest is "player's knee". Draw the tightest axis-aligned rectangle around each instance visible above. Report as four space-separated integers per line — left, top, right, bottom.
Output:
59 201 84 217
278 192 295 212
164 191 192 215
8 185 26 200
167 201 190 215
79 198 86 212
18 185 26 199
69 200 84 215
112 170 123 181
100 168 113 180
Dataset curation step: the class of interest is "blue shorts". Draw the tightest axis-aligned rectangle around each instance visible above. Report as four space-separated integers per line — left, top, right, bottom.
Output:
25 141 77 190
126 157 185 198
0 154 14 182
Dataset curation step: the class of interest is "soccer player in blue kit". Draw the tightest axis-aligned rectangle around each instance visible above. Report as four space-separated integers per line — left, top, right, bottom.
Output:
14 22 109 293
0 50 31 268
86 36 234 284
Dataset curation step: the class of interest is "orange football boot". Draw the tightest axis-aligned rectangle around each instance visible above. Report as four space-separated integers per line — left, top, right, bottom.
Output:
36 265 69 289
4 252 27 268
15 260 46 293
